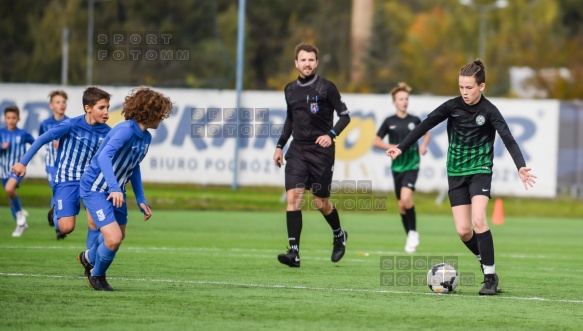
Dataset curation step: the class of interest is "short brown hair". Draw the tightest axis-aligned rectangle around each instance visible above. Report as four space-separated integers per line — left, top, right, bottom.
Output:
294 43 319 60
122 87 173 124
390 82 412 100
460 59 486 85
4 105 20 117
48 90 68 102
83 87 111 108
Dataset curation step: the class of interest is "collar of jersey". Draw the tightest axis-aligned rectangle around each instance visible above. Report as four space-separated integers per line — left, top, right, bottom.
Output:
296 74 318 87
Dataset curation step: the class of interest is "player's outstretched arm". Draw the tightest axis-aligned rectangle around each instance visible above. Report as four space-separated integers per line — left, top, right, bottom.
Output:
386 147 402 160
518 167 537 190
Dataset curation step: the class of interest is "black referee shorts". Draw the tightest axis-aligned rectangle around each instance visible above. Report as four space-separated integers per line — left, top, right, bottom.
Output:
284 142 335 198
447 173 492 207
392 170 419 200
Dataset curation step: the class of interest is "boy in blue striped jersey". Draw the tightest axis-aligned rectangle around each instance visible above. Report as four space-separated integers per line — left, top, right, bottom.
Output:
12 88 111 242
39 90 69 234
77 87 172 291
1 106 35 237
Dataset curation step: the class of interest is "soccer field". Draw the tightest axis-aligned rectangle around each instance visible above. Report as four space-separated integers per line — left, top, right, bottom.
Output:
1 208 582 330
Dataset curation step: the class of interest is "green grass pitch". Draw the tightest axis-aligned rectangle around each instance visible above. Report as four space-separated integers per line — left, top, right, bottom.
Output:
1 208 582 330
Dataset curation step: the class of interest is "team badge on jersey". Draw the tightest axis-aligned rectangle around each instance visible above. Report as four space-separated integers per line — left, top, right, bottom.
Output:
310 103 319 114
16 136 21 144
476 115 486 125
408 122 416 130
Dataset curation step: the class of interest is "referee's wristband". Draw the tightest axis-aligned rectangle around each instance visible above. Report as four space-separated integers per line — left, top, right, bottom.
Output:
326 130 337 139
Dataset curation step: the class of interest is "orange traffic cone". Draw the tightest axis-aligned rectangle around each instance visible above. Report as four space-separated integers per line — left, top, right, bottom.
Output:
492 198 504 225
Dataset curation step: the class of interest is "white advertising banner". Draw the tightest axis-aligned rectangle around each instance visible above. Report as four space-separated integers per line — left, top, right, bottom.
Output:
0 83 559 197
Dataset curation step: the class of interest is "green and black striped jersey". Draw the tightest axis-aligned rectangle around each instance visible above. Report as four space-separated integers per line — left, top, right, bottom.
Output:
398 96 526 176
376 114 421 172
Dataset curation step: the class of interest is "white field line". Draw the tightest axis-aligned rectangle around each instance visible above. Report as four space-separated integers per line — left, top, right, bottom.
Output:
1 271 582 304
0 245 561 259
0 245 576 267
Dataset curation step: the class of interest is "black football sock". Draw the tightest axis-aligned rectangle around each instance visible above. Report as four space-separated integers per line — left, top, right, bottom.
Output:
286 210 302 252
462 230 481 258
405 206 416 232
476 230 495 273
323 208 343 237
400 213 409 234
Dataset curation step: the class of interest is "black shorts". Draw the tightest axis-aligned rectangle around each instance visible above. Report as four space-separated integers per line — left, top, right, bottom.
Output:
392 170 418 200
285 142 335 198
447 173 492 207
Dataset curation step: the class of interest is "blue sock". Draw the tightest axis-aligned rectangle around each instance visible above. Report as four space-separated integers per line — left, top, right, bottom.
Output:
86 228 100 250
92 243 118 277
88 233 104 266
54 217 60 232
9 200 16 221
9 197 22 221
10 196 22 213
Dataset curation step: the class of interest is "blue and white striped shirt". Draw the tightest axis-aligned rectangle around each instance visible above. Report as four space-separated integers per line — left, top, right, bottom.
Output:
39 115 68 168
80 120 149 204
19 115 110 183
0 128 34 179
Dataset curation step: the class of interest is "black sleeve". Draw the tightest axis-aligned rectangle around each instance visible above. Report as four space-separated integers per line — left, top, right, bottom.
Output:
332 115 350 137
376 118 389 138
490 107 526 170
277 95 293 148
398 101 451 153
328 82 350 137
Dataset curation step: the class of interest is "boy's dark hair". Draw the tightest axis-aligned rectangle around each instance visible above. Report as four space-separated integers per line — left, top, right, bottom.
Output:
390 82 412 100
122 86 173 123
83 87 111 108
49 90 68 102
4 105 20 117
460 59 486 85
295 43 319 60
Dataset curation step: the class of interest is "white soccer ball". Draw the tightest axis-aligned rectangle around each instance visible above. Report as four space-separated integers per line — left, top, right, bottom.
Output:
427 263 458 294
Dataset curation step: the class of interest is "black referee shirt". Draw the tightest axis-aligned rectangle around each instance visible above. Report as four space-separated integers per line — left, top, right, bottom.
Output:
279 74 349 146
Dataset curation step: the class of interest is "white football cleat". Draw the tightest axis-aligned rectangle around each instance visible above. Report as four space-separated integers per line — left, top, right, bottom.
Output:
16 210 27 226
405 230 419 253
12 222 28 237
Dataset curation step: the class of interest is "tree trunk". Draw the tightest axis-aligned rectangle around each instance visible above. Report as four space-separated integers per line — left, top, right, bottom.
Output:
351 0 373 83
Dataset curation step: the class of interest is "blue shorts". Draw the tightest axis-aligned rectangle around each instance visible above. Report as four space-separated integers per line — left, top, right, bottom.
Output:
46 166 57 188
81 191 128 229
2 172 24 188
53 181 81 219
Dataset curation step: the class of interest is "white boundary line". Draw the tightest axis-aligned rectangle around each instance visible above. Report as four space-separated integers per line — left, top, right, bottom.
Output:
1 271 582 304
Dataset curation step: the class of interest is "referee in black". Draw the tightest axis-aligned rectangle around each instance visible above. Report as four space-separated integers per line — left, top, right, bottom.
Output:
273 43 351 267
